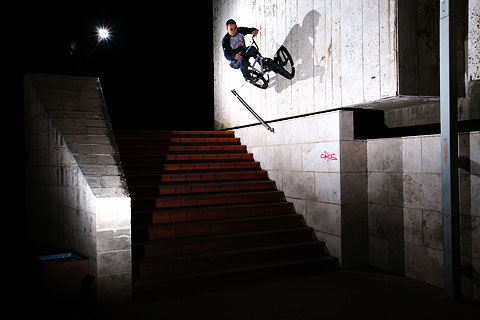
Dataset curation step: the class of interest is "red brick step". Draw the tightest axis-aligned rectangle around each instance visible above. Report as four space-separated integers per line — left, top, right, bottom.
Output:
118 153 254 165
124 170 269 186
115 137 241 147
133 214 305 241
134 241 326 279
132 201 293 225
155 190 285 209
115 130 235 139
136 226 315 259
117 145 247 155
123 161 261 175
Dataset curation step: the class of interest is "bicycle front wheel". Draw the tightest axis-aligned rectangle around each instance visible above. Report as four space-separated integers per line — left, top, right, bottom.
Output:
264 58 294 80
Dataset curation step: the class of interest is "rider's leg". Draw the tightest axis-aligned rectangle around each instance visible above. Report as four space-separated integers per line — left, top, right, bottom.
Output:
230 58 252 80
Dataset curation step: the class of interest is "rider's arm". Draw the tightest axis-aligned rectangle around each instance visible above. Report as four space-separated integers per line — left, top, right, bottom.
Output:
222 34 237 61
237 27 258 36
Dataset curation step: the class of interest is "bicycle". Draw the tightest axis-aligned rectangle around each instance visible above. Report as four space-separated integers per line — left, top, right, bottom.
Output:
241 37 295 89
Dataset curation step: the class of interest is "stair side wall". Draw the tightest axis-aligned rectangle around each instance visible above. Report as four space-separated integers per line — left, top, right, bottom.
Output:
24 74 131 304
234 110 369 268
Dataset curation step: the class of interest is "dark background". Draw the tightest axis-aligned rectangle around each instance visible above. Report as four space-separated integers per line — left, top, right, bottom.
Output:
6 2 215 131
4 4 215 298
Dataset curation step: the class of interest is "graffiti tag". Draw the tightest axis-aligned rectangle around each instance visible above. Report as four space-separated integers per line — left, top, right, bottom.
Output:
320 151 338 161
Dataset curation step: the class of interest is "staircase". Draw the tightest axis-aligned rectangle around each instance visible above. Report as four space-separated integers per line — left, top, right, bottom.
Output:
114 130 337 297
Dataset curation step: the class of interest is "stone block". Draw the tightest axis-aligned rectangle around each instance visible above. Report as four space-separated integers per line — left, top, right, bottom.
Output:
317 111 340 141
405 242 443 288
339 111 354 141
368 204 404 240
285 116 318 144
387 173 403 207
404 208 423 245
368 138 402 172
303 142 340 172
421 135 441 173
403 173 442 212
340 140 366 172
274 144 303 171
422 210 443 250
97 228 131 252
283 171 315 200
368 172 387 205
341 172 367 204
314 172 341 204
97 250 131 275
305 200 341 236
101 175 123 188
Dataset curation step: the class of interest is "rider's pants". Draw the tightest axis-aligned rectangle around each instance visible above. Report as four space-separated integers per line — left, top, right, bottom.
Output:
229 46 258 80
229 58 251 80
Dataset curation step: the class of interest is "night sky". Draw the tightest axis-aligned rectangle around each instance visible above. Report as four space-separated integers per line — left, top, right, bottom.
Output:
7 3 214 131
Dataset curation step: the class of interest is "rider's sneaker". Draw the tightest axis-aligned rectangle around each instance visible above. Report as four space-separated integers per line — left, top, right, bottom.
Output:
245 75 256 82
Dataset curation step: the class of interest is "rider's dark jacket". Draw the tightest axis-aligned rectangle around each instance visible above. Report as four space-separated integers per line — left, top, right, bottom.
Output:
222 27 257 62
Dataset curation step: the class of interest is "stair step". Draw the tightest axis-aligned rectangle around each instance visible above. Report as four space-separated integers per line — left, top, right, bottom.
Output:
155 190 285 209
133 256 337 298
117 145 247 155
123 162 261 175
134 241 326 279
132 201 293 225
130 190 285 211
118 153 254 165
129 180 277 198
133 214 304 241
158 180 276 196
136 226 315 259
115 137 241 147
115 130 235 139
125 170 269 186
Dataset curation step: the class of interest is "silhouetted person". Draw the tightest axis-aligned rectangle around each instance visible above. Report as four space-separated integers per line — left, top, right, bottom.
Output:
63 40 84 75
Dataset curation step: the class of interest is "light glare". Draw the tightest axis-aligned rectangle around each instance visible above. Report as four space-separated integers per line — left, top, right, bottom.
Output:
98 27 109 39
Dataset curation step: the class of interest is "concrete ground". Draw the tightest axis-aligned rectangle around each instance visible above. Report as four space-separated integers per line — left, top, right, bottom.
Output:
88 267 479 320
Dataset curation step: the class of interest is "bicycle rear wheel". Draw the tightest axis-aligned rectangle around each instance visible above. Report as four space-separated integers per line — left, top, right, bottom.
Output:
264 58 294 80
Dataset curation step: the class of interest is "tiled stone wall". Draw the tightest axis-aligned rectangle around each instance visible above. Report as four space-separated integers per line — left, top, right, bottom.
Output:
24 74 131 304
367 132 479 299
234 110 369 267
213 0 399 129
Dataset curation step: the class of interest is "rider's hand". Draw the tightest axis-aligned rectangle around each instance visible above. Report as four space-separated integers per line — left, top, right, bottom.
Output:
252 29 259 37
235 53 242 60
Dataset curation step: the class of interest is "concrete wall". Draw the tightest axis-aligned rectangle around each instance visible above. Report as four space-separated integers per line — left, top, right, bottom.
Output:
24 74 131 304
213 0 401 129
367 132 479 299
234 110 369 267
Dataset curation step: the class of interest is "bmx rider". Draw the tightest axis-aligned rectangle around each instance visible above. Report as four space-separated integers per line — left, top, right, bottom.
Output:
222 19 259 82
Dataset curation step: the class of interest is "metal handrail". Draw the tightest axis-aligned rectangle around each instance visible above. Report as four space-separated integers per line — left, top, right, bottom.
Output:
231 89 274 133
